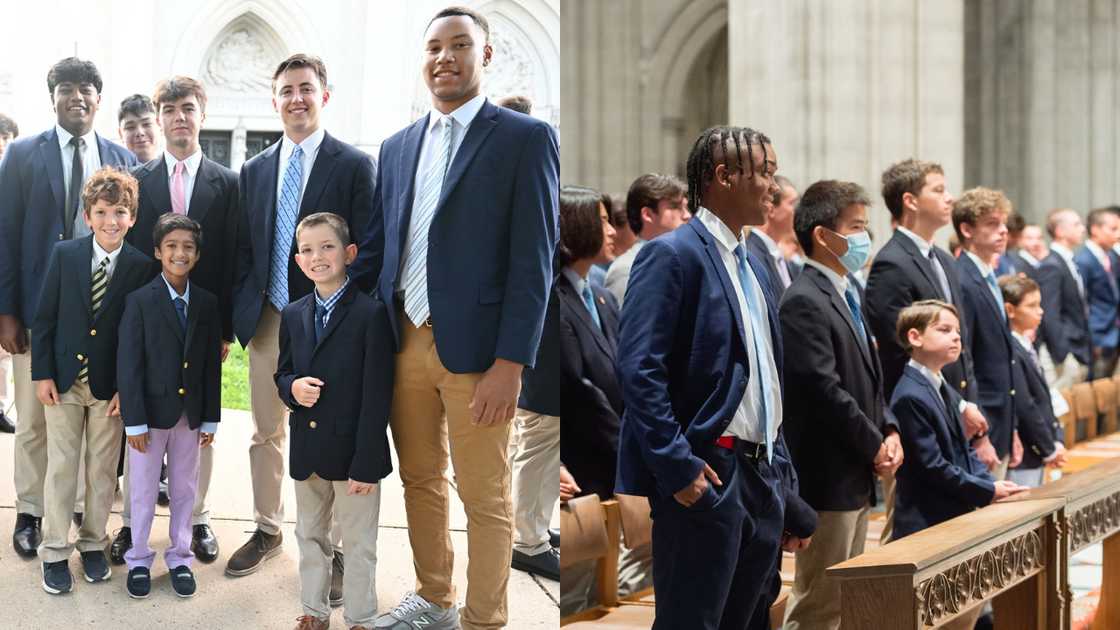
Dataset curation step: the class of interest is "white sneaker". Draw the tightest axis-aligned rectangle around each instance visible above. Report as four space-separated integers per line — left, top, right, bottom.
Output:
373 592 460 629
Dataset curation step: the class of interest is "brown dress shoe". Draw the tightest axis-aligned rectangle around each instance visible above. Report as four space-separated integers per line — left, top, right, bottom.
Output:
293 615 328 630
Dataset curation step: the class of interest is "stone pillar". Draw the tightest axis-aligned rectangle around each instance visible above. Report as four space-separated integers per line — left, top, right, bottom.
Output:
728 0 966 245
230 121 247 172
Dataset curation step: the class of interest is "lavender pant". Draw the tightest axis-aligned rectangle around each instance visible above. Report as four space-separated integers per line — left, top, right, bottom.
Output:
125 416 200 570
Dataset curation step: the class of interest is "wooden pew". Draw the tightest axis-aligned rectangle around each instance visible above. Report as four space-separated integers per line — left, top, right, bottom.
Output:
1092 378 1118 436
1072 382 1097 442
1060 388 1077 449
827 498 1065 629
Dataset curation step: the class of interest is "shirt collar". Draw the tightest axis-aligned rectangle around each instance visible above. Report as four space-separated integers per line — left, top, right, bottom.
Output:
964 249 995 278
751 228 781 258
896 226 933 257
56 124 97 152
314 275 351 310
1011 330 1033 350
428 94 487 133
1086 240 1110 265
160 273 190 304
1050 242 1075 262
163 149 203 177
92 237 123 265
908 358 944 391
696 206 744 255
561 266 587 296
281 127 326 159
1018 250 1041 267
803 258 849 296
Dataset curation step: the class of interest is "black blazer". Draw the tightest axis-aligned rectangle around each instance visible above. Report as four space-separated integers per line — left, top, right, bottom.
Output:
746 229 789 296
31 236 154 399
865 230 976 400
234 132 377 346
555 273 622 500
275 284 394 484
956 255 1017 458
780 265 895 511
518 278 561 417
117 276 222 430
129 155 239 342
891 365 995 541
1037 250 1092 367
1010 340 1062 469
1009 250 1042 283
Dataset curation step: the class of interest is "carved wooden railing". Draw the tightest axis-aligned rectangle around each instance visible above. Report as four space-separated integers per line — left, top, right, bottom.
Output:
826 498 1065 629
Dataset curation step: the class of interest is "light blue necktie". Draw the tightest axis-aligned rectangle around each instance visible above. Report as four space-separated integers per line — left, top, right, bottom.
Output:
403 116 454 327
844 285 868 348
581 282 601 331
985 272 1006 321
733 245 774 462
268 145 303 311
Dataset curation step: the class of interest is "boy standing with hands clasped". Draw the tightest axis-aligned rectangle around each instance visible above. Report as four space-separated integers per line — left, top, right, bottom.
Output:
275 212 394 630
117 213 222 598
32 167 153 594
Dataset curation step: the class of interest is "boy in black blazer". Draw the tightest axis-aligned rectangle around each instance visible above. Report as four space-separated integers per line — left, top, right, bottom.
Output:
275 212 393 630
31 167 154 594
117 213 221 599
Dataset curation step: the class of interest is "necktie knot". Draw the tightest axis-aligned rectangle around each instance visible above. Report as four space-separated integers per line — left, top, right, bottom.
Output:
173 297 187 332
70 136 84 150
174 160 186 176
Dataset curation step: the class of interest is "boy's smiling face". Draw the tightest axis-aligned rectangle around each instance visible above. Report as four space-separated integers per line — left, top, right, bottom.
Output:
155 228 199 282
84 198 134 252
294 223 356 286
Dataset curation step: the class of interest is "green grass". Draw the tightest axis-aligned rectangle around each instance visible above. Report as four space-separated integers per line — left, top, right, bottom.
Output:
221 342 251 411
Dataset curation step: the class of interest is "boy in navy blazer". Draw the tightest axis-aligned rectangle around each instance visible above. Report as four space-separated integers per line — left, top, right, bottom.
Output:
31 168 152 594
999 275 1068 487
117 213 221 599
275 213 393 630
1075 207 1120 378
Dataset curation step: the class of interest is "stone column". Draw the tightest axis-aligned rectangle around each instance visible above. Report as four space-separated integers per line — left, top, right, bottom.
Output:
230 122 247 172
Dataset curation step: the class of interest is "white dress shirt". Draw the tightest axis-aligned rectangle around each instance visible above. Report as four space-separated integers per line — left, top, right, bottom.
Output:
91 237 123 279
57 125 102 238
695 207 782 444
164 149 204 212
275 127 326 208
1049 243 1085 296
802 258 849 297
908 358 945 392
896 226 934 258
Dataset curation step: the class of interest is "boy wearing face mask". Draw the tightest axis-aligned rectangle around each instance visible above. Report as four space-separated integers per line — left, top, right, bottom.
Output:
779 180 903 630
952 187 1019 481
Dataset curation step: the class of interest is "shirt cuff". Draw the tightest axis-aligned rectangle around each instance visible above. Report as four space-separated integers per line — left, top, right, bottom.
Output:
200 422 218 435
125 424 149 436
1043 443 1065 463
960 400 975 414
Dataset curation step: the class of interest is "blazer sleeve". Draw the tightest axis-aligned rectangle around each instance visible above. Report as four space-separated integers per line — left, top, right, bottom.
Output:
0 145 24 318
1036 263 1071 364
116 294 148 428
346 153 379 293
559 310 620 458
495 123 560 367
894 395 996 508
203 298 222 425
351 149 384 294
233 167 254 343
349 301 394 483
772 430 818 538
780 292 884 463
273 309 299 411
616 239 704 496
30 246 63 381
864 257 913 388
1011 360 1057 459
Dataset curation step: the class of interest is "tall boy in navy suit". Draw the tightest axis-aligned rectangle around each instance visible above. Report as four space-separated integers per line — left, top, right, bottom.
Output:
32 168 153 594
275 212 393 630
1075 207 1120 378
117 213 221 599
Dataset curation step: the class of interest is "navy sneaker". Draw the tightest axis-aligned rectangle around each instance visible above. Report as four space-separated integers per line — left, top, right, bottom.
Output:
126 566 150 599
80 550 111 582
169 565 196 598
41 560 72 595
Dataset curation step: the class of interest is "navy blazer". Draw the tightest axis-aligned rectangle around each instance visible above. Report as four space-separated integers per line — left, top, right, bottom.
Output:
1009 340 1062 469
865 230 976 400
956 255 1017 458
31 236 154 400
117 276 222 431
275 284 394 484
129 155 239 342
745 229 789 296
356 100 560 373
0 129 137 325
1074 246 1120 351
1037 250 1091 367
555 273 623 500
780 264 895 511
233 131 377 346
517 276 561 417
614 218 815 538
891 365 995 540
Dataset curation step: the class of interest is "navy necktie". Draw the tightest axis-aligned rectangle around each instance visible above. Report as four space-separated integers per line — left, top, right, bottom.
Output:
844 286 868 347
315 303 326 343
173 297 187 333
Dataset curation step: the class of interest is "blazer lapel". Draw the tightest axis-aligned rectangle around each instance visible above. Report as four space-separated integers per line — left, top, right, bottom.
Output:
299 133 339 219
594 288 620 352
436 101 498 215
809 267 875 371
145 160 173 216
187 158 220 224
39 131 65 222
395 119 427 248
183 286 200 353
314 286 357 354
300 296 316 358
912 368 965 445
962 258 1007 322
155 279 186 343
77 237 93 318
693 222 748 353
894 232 944 298
258 143 281 258
744 249 783 375
96 245 137 322
557 277 614 360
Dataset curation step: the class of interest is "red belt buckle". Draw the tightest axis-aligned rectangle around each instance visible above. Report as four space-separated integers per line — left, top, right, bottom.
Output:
715 435 736 450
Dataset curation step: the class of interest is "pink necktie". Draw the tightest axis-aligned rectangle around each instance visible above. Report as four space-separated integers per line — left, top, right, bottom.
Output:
170 161 187 215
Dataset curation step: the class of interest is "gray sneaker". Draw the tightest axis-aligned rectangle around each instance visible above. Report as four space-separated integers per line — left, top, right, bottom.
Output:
373 592 460 629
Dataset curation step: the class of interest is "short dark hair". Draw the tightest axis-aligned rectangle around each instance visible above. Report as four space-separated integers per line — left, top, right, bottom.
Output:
558 185 605 267
117 94 155 122
1005 211 1026 237
625 173 687 235
1087 206 1120 236
296 212 351 247
607 193 628 229
153 213 202 250
272 54 328 93
496 95 532 115
881 158 944 221
0 113 17 138
428 6 491 43
685 126 772 214
897 299 959 354
47 57 102 94
153 76 208 113
81 167 138 217
998 274 1040 307
794 180 870 257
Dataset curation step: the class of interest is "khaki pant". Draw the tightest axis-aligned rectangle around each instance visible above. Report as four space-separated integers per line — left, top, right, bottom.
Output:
294 475 381 627
879 470 896 544
39 380 122 562
121 440 213 526
391 312 513 630
1039 345 1089 390
0 347 10 400
783 505 871 630
247 305 288 535
12 345 48 516
511 410 559 555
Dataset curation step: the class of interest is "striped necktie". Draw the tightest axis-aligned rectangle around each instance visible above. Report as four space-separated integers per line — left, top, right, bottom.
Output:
268 145 304 311
78 257 109 383
403 116 454 328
